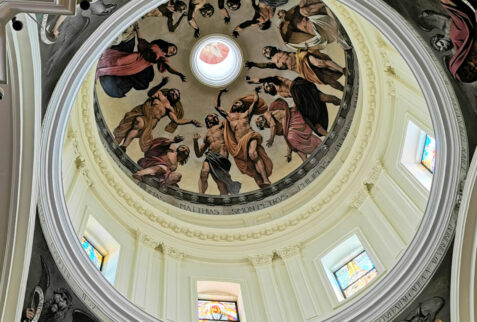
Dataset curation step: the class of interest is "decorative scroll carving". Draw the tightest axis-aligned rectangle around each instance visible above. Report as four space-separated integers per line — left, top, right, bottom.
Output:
162 244 184 261
275 245 301 259
249 254 273 266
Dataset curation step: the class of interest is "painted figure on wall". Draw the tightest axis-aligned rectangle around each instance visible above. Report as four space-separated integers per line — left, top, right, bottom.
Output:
188 0 215 38
42 0 116 44
246 45 345 90
97 25 187 98
439 0 477 83
232 0 274 37
218 0 242 24
133 137 190 186
193 114 242 194
247 75 339 136
255 98 321 162
400 296 445 322
246 75 341 104
277 0 349 49
142 0 188 32
22 257 73 322
215 87 273 188
113 78 201 152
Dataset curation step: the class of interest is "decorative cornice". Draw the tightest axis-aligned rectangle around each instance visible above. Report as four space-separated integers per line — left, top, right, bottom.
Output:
162 244 185 261
275 245 301 259
73 0 377 242
349 186 368 209
249 254 274 266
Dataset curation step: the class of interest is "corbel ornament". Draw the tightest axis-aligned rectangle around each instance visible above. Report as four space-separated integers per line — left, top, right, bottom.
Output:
249 254 274 267
275 245 301 260
162 244 185 261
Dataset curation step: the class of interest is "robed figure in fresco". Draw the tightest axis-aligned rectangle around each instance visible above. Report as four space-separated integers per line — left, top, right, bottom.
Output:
277 0 350 49
133 136 190 186
215 87 273 188
96 25 187 98
440 0 477 83
142 0 188 32
247 75 339 136
193 114 242 195
246 45 345 91
255 98 322 162
113 78 201 152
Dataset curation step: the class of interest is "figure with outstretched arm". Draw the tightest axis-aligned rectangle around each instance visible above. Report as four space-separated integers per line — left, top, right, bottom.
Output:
245 45 345 91
215 87 273 188
188 0 215 38
142 0 188 32
114 77 201 152
193 113 241 195
232 0 274 37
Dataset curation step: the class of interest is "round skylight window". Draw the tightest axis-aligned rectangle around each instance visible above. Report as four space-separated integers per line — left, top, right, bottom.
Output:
190 35 243 87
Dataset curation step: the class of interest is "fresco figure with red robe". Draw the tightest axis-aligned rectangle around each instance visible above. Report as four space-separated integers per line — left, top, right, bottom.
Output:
133 136 190 187
255 98 322 162
439 0 477 82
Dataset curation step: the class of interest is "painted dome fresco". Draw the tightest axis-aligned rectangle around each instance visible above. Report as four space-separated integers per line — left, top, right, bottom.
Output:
94 0 357 213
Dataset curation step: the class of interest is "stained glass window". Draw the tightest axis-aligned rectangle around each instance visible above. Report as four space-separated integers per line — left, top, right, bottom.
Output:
81 237 104 271
421 135 436 173
198 300 239 321
334 250 377 298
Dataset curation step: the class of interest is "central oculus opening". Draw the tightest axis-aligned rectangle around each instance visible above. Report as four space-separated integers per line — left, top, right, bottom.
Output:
190 35 243 87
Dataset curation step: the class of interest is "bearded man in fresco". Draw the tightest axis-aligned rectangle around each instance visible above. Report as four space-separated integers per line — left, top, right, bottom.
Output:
142 0 188 32
245 45 345 91
187 0 215 38
133 136 190 187
113 77 201 153
232 0 274 37
215 87 273 188
193 114 241 195
255 98 322 162
246 75 340 136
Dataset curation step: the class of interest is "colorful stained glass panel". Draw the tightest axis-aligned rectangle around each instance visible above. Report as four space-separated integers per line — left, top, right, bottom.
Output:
81 237 104 271
334 251 377 298
198 300 239 321
421 135 436 173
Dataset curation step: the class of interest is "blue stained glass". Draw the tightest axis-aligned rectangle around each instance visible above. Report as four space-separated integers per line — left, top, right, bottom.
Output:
421 135 436 173
81 237 104 271
334 251 375 291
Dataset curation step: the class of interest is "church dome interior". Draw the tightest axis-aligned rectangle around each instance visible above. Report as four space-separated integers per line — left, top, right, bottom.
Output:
1 0 474 321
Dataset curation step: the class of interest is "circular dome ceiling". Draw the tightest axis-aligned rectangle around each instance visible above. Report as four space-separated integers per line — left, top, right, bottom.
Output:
93 0 357 214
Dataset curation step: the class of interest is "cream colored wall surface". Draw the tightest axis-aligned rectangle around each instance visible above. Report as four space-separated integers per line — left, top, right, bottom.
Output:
61 1 435 320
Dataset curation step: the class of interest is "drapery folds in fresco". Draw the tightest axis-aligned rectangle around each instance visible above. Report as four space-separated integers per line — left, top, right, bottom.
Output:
255 98 322 162
193 114 242 194
439 0 477 83
134 137 191 186
277 0 350 49
215 87 273 188
113 78 201 152
246 45 345 90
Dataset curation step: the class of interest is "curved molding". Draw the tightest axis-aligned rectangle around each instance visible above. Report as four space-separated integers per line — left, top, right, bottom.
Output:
451 146 477 322
38 1 467 322
70 0 375 243
0 15 41 322
0 0 77 83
